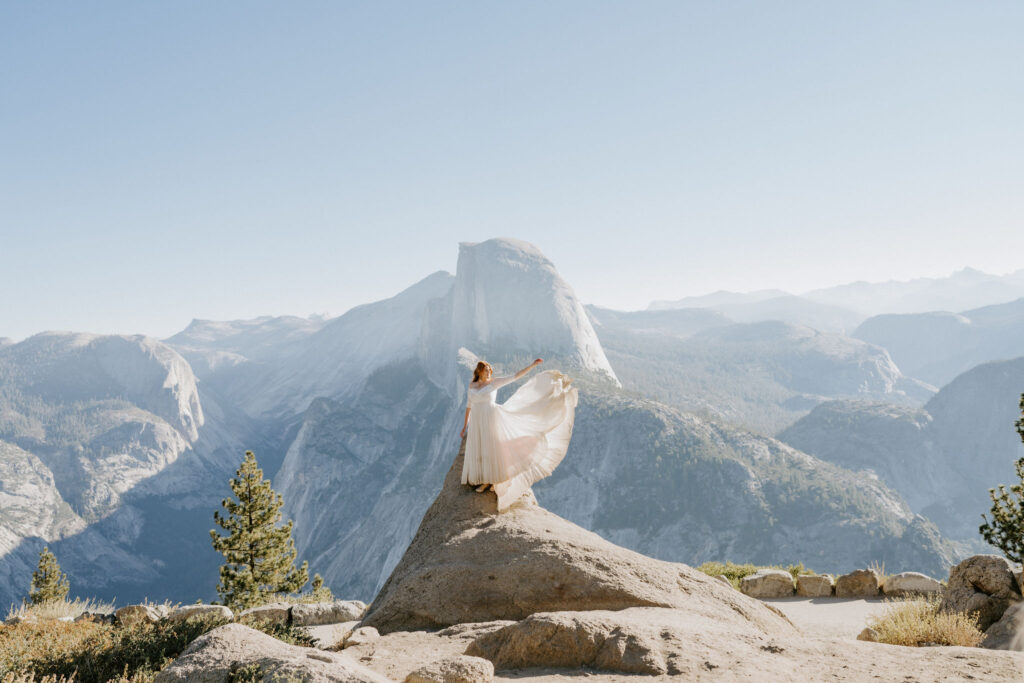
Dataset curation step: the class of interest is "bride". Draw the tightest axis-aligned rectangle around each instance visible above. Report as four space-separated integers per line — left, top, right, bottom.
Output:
460 358 579 511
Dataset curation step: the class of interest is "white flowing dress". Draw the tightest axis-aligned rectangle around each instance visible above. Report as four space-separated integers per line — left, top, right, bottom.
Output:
462 370 579 512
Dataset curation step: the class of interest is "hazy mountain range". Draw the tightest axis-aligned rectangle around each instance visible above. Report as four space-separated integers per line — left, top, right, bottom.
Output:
649 267 1024 334
2 239 1022 608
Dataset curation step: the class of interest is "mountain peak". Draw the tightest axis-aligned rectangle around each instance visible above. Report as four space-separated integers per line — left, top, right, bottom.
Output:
448 239 618 384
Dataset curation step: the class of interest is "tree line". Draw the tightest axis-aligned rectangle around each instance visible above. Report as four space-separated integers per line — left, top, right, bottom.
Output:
24 449 331 610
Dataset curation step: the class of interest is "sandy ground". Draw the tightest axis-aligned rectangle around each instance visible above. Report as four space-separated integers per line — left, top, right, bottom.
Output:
762 597 892 639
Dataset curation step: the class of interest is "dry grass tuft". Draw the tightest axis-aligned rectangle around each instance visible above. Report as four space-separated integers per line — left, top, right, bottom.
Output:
867 596 983 647
5 599 115 623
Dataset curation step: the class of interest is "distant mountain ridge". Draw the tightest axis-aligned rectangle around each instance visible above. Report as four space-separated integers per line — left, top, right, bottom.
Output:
648 268 1024 334
854 297 1024 386
0 238 1004 607
779 356 1024 544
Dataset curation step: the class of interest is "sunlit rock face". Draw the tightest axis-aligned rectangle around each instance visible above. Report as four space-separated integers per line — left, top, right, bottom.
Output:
442 239 618 387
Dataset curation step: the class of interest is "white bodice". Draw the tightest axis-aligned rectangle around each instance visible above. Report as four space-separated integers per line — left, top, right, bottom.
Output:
467 376 514 407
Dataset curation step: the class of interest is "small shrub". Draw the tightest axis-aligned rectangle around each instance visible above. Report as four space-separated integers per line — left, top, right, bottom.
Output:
866 596 983 647
236 617 315 648
868 560 890 586
0 612 229 682
6 597 115 623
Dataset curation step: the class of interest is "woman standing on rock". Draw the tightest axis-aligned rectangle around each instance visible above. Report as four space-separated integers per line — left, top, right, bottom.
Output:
460 358 578 512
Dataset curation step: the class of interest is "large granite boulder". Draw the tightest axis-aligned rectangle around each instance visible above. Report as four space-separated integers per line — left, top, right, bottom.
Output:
362 444 796 636
883 572 944 597
796 574 834 597
835 569 880 598
740 570 794 598
941 555 1023 630
984 603 1024 651
115 604 162 627
153 623 387 682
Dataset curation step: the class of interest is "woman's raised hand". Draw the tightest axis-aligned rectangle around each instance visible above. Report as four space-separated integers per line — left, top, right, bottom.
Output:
533 358 544 366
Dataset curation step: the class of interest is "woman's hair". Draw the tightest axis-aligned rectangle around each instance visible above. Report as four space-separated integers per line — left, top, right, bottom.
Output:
472 361 492 383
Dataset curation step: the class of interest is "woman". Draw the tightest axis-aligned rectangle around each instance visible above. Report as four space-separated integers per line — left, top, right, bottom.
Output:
460 358 578 512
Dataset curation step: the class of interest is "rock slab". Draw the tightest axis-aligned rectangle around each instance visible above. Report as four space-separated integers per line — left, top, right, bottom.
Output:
984 603 1024 651
153 623 388 682
741 570 795 598
292 600 367 626
884 571 944 597
115 604 162 626
238 603 290 625
941 555 1023 630
796 574 833 598
835 569 880 598
405 655 494 683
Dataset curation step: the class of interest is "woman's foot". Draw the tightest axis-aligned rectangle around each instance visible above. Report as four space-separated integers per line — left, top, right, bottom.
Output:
475 484 490 493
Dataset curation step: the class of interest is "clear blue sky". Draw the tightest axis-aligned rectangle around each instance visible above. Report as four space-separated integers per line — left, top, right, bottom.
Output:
2 1 1022 341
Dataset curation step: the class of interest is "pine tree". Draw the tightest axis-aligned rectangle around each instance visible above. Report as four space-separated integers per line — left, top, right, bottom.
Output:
979 394 1024 562
29 546 70 605
309 573 334 602
210 450 308 609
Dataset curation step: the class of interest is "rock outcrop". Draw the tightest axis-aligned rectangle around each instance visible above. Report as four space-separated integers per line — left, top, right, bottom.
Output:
884 571 944 597
984 604 1024 651
740 569 795 598
153 623 387 682
362 443 797 637
405 655 494 683
941 555 1023 630
796 574 834 597
291 600 367 626
835 569 880 598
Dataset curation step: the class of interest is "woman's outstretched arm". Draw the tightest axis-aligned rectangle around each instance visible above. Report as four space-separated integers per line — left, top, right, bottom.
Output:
513 358 543 380
490 359 545 390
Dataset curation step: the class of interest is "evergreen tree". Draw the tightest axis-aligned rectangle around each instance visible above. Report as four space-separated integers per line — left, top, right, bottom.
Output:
309 573 334 602
210 450 308 609
29 546 69 605
980 394 1024 562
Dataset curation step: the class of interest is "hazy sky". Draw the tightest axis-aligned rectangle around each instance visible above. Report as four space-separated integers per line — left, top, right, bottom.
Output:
3 2 1022 342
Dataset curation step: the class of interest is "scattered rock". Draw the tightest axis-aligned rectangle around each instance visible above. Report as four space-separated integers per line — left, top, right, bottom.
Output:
153 623 388 682
75 611 116 624
363 444 792 635
883 572 944 597
238 602 290 625
796 574 834 598
857 627 880 642
115 604 162 627
344 626 380 648
741 570 795 598
3 615 33 626
405 654 494 683
835 569 880 598
941 555 1023 630
291 600 367 626
984 603 1024 651
164 604 233 624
